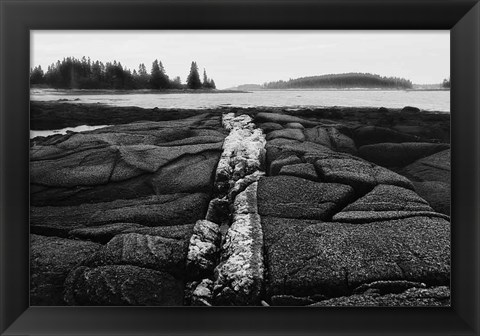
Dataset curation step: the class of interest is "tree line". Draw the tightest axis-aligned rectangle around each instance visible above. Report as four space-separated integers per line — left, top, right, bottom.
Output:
262 73 413 89
30 57 216 90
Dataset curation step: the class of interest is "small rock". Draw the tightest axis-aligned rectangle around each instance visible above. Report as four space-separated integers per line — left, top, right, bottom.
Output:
187 220 222 279
191 279 214 306
402 106 421 113
284 122 305 129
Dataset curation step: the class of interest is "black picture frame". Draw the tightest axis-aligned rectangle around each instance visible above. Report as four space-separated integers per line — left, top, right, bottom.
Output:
1 0 479 335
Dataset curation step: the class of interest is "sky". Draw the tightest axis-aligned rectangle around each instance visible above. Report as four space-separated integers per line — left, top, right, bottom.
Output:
31 31 449 89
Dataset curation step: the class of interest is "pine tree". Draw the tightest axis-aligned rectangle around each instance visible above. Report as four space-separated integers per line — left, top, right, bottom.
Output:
442 77 451 88
203 69 209 87
30 66 45 85
149 59 170 89
186 61 202 89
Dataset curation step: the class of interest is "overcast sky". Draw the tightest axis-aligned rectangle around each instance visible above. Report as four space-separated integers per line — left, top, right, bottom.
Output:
31 30 449 89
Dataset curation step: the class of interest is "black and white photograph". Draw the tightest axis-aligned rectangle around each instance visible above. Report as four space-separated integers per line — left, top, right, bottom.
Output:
29 30 451 307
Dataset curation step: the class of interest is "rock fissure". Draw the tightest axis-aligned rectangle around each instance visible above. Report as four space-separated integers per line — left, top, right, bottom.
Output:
185 113 267 306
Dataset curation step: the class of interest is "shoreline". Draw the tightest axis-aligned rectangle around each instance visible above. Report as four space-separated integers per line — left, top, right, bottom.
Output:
30 88 249 95
31 87 450 93
30 101 450 145
30 101 450 130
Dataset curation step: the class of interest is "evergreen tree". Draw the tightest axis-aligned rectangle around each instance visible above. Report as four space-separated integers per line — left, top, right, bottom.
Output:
442 77 451 88
30 66 45 85
134 63 150 89
149 59 170 89
170 76 183 89
186 61 202 89
203 69 209 87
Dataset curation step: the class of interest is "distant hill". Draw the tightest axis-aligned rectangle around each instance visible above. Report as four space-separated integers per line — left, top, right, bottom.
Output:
262 73 413 89
412 83 445 90
228 84 264 91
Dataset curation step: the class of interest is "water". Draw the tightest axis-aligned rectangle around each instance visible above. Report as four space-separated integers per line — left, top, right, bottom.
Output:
31 88 450 112
30 125 111 138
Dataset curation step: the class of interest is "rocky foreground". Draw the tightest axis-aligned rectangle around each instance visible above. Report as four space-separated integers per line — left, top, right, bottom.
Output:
30 103 450 306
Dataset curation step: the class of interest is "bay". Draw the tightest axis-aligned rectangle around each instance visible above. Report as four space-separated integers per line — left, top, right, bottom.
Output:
31 88 450 112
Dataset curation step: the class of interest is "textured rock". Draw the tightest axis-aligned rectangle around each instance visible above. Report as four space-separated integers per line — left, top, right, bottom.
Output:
255 112 317 126
304 126 356 154
265 141 331 166
68 223 144 244
31 141 222 188
314 154 414 193
358 142 450 167
402 149 450 183
30 235 102 305
354 125 421 147
84 233 188 276
266 128 305 142
332 184 448 223
413 181 450 215
187 220 222 279
402 106 421 113
205 197 230 224
352 280 426 295
269 154 302 175
265 217 450 298
31 193 210 237
258 176 354 220
190 279 214 306
310 286 450 307
151 151 221 194
278 163 319 181
30 120 224 206
64 265 183 306
121 223 194 238
228 171 265 202
258 122 283 132
271 295 316 306
284 122 305 129
261 216 320 251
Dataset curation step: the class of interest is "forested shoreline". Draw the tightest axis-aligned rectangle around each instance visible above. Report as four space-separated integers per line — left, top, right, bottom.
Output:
30 57 216 90
262 73 414 89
